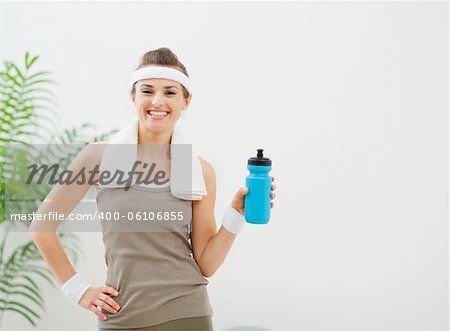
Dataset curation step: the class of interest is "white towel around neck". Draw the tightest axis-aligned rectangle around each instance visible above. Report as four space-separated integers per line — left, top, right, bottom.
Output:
98 116 207 200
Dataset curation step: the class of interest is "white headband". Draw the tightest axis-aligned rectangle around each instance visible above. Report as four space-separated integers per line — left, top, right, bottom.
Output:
130 66 192 94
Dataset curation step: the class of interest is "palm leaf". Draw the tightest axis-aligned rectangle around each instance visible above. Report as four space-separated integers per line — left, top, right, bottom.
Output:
0 51 117 327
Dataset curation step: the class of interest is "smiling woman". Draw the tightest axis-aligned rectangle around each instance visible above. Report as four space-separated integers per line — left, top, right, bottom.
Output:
30 47 277 331
133 78 184 129
131 50 192 143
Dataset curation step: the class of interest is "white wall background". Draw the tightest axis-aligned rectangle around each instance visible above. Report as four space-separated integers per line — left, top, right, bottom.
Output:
0 1 447 331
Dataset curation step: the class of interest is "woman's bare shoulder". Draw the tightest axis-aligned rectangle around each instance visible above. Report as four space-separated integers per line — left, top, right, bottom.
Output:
76 140 109 168
91 140 108 145
198 156 215 181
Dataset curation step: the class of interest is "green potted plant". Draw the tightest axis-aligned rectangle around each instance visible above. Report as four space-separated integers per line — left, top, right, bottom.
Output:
0 52 116 327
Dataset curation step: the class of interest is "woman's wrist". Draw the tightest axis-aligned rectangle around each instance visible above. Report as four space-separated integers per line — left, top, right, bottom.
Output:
222 205 246 234
61 272 91 304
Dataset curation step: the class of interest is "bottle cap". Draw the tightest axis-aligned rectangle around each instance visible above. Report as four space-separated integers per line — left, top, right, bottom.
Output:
248 148 272 166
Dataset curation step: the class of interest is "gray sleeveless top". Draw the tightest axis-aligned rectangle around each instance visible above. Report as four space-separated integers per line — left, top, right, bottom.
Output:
95 183 213 329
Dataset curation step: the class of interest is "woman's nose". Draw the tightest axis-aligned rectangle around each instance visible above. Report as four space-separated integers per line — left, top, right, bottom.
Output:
151 92 164 106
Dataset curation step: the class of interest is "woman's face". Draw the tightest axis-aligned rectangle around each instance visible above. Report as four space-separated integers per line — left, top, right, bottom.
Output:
131 78 191 133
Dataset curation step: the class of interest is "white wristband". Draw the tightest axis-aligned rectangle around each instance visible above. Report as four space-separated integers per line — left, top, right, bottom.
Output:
61 273 91 305
222 205 246 234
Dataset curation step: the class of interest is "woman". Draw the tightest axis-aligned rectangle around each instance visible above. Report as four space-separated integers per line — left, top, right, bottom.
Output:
31 47 277 331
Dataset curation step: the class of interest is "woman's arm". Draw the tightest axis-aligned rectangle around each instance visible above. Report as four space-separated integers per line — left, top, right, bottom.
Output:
191 158 233 278
191 157 276 278
30 143 100 283
30 142 120 320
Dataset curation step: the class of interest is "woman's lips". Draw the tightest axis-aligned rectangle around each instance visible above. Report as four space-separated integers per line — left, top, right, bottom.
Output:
146 110 170 120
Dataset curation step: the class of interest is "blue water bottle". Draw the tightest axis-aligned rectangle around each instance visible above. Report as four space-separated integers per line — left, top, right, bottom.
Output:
244 148 272 224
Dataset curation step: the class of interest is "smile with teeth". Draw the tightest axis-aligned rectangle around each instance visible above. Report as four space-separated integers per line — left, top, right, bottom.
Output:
146 110 169 120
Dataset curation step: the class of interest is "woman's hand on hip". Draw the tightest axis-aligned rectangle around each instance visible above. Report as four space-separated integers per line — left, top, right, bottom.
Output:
231 176 277 214
78 286 121 321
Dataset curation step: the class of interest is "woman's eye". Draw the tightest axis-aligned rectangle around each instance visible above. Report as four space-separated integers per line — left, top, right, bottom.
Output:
142 90 177 95
142 91 175 95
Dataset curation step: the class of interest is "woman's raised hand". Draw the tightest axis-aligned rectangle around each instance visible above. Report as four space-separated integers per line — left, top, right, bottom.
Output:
78 286 121 321
231 176 277 214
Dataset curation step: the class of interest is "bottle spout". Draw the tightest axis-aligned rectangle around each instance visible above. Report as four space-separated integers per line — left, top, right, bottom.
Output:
248 148 272 166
